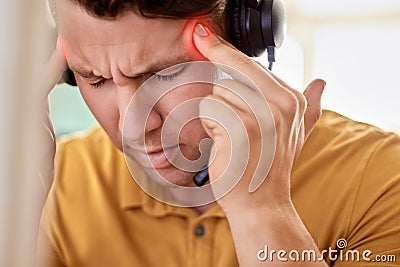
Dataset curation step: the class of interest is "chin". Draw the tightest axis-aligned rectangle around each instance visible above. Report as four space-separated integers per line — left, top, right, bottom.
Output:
153 167 196 187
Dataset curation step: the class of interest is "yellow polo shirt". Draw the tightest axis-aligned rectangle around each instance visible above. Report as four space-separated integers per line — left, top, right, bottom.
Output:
37 110 400 267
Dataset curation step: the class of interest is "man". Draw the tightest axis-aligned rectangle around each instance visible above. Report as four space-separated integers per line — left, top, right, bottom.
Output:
38 0 400 266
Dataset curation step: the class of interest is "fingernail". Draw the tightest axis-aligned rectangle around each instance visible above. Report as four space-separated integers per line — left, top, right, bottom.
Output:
195 24 209 37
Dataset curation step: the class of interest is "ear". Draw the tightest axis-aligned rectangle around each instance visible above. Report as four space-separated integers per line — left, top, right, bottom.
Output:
182 18 218 60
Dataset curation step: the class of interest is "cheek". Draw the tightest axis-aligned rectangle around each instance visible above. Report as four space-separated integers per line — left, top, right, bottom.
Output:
169 83 213 102
163 83 212 144
77 83 122 147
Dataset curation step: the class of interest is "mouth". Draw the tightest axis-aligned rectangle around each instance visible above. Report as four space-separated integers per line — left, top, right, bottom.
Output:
128 145 180 169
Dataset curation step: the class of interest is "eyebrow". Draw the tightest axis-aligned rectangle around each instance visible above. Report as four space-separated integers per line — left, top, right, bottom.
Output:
69 55 191 80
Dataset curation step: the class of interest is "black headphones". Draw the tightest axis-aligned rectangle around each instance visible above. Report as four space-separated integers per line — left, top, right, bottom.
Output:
62 0 286 86
227 0 286 57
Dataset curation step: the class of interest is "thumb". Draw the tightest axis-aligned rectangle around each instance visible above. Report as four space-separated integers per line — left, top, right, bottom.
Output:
303 79 326 138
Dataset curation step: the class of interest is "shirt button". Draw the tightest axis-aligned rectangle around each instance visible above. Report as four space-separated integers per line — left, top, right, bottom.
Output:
194 225 206 237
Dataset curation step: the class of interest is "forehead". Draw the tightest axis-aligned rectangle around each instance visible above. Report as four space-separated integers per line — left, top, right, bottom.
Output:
56 0 190 76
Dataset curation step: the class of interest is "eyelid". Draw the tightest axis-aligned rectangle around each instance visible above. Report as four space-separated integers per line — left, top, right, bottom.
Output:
89 78 107 89
85 63 187 88
155 64 187 77
79 72 105 82
87 77 107 85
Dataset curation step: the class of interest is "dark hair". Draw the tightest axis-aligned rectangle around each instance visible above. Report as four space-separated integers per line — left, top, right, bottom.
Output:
58 0 229 86
68 0 227 32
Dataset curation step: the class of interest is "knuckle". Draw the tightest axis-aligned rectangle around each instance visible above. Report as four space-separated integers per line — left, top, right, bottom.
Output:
280 91 298 118
278 88 308 119
297 94 307 114
242 116 261 137
289 89 306 108
270 104 282 128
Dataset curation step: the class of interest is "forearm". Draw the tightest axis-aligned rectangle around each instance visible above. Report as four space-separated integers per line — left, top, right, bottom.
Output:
226 201 329 267
193 23 327 266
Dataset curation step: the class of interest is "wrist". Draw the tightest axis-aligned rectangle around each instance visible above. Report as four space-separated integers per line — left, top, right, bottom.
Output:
223 196 296 222
220 181 294 214
226 201 317 252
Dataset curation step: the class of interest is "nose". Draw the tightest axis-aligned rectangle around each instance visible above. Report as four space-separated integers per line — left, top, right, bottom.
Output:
115 75 162 139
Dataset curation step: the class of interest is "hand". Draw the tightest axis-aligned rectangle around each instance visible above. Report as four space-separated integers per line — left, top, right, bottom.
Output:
39 38 67 195
193 24 326 215
42 38 68 97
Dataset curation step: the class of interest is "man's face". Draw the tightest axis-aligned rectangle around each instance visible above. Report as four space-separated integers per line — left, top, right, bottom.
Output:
57 0 212 186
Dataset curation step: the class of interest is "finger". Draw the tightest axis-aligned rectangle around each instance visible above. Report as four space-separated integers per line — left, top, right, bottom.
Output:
193 24 283 97
303 79 326 137
213 82 250 115
214 79 269 116
42 37 68 96
198 94 242 146
254 60 292 89
266 69 308 118
198 94 250 185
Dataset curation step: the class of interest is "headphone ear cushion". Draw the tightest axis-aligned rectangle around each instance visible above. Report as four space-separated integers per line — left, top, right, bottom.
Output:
228 0 245 52
270 0 286 48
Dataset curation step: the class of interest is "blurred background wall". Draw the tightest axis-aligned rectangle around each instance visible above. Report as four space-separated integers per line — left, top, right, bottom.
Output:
49 0 400 136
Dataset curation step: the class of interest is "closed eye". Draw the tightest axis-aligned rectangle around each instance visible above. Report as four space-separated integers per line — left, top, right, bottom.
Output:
89 78 108 89
88 64 186 88
154 64 186 82
154 72 180 82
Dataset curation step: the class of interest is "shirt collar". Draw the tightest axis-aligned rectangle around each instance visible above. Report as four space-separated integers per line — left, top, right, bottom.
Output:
119 162 226 218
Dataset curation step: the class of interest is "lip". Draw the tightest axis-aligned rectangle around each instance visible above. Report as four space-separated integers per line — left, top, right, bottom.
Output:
128 145 180 169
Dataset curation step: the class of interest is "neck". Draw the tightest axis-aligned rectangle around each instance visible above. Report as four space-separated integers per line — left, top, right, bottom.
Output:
194 202 216 214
